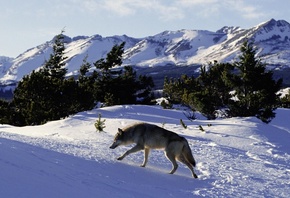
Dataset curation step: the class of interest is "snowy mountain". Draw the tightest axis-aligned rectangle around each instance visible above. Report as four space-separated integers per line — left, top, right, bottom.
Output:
1 18 290 85
0 105 290 197
0 35 141 84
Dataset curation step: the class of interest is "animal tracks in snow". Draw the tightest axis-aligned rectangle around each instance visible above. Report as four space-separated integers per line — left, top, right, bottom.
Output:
249 135 276 147
247 134 290 167
192 129 290 198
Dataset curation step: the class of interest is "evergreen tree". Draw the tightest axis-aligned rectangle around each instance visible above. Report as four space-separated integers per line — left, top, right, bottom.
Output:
280 89 290 108
92 42 154 106
42 31 67 79
13 71 57 125
94 42 125 78
186 62 233 119
93 42 125 103
12 31 84 125
114 66 138 104
136 74 155 104
0 100 12 124
163 76 183 104
163 74 197 105
228 41 282 123
77 55 96 108
163 62 233 119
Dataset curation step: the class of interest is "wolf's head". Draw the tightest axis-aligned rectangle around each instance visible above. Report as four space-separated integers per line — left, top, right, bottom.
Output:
109 128 125 149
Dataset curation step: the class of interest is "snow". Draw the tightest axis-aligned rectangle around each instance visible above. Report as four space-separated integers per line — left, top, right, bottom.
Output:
278 87 290 98
0 105 290 197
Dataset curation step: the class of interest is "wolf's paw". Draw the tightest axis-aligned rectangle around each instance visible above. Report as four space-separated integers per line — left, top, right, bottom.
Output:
117 156 123 160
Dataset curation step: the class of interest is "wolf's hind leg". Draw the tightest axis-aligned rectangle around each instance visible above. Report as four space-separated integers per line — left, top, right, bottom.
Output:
177 155 198 178
141 148 150 167
165 151 178 174
117 144 143 160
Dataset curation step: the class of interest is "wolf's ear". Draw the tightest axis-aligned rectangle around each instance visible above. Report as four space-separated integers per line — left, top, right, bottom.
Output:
118 128 123 134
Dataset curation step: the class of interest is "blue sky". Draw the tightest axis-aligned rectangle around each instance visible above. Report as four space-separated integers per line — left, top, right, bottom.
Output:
1 0 289 57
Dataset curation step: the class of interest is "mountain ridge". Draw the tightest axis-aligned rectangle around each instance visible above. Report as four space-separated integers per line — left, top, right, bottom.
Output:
0 18 290 86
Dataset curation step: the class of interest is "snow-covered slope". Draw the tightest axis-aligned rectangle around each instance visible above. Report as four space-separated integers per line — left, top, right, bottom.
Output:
0 35 141 83
0 105 289 197
0 56 13 77
122 29 222 67
1 19 290 85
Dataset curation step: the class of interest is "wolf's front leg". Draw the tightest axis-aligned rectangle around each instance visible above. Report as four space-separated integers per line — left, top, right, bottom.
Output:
140 148 150 167
117 144 144 160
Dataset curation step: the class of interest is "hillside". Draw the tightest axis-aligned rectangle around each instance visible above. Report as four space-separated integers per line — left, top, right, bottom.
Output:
0 105 289 197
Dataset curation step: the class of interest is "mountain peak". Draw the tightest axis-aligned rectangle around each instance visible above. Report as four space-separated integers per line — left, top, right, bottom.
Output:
216 26 241 34
258 18 290 31
52 34 72 43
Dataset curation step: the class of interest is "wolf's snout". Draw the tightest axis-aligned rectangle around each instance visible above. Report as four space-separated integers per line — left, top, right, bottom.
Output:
109 144 117 149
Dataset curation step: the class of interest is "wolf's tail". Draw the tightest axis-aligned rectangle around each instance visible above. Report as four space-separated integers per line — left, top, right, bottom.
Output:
182 138 196 167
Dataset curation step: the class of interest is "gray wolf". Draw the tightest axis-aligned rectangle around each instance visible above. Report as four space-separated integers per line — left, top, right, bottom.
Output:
109 123 198 178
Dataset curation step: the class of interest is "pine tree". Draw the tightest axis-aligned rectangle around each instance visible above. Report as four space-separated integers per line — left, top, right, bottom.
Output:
77 55 96 109
93 42 125 104
228 41 282 123
13 71 56 125
12 31 71 125
136 74 155 104
92 42 154 106
94 113 106 132
0 100 11 124
188 62 233 119
163 62 233 119
163 76 182 104
94 42 125 78
42 31 67 79
280 89 290 108
163 75 197 105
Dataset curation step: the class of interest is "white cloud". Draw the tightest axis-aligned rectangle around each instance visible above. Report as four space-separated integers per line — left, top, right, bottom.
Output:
103 0 184 20
78 0 184 20
153 2 185 21
225 0 265 19
80 0 102 12
77 0 265 22
178 0 266 19
179 0 218 6
102 0 137 16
